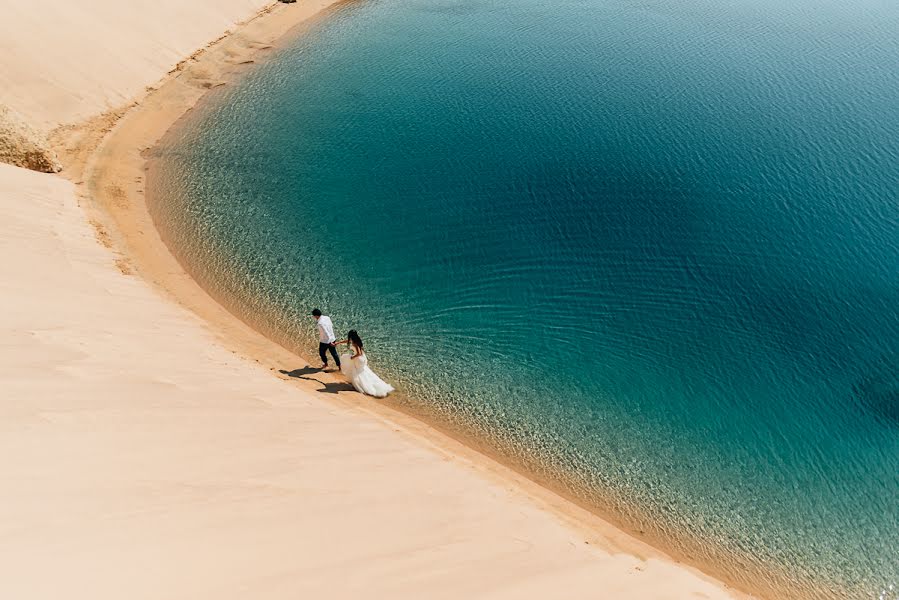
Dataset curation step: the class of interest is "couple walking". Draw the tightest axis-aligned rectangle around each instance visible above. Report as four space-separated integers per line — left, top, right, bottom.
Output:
312 308 394 398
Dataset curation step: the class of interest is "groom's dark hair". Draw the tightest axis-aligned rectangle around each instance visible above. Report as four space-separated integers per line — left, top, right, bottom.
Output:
311 308 322 317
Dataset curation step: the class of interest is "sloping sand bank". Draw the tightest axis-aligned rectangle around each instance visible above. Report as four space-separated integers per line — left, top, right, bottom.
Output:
0 1 743 598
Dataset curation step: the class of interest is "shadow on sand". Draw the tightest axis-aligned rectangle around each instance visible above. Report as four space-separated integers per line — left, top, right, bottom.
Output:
279 367 356 394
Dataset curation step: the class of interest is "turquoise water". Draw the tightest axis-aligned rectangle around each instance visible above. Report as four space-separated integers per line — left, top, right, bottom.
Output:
150 0 899 596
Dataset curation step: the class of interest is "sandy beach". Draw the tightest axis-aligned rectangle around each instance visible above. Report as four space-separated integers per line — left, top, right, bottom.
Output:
0 1 746 597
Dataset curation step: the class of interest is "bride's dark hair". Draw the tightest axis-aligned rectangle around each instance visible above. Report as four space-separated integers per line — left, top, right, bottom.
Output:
347 330 364 349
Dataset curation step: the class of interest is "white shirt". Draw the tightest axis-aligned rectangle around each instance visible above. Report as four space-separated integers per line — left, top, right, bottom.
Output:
317 315 336 344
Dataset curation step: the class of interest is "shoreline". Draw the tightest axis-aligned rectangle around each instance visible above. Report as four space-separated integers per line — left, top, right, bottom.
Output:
56 1 750 598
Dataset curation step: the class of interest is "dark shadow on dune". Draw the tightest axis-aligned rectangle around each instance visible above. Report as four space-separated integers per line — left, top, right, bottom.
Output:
281 366 323 377
279 368 356 394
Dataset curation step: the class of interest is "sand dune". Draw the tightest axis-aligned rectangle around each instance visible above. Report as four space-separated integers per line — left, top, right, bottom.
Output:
0 0 273 129
0 1 740 597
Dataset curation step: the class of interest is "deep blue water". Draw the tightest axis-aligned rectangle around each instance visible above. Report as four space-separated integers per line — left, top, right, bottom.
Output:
150 0 899 596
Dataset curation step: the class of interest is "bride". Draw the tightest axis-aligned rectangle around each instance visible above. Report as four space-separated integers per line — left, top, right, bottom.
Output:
334 330 395 398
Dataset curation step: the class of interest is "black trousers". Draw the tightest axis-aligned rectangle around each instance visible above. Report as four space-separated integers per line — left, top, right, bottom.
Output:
319 342 341 367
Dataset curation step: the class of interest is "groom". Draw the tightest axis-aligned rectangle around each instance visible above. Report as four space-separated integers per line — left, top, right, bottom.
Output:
311 308 341 371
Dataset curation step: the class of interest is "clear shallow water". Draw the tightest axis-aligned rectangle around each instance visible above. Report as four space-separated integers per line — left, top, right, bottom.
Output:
150 0 899 596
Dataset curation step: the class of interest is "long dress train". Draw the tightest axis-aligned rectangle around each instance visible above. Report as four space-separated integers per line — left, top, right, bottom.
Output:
339 352 394 398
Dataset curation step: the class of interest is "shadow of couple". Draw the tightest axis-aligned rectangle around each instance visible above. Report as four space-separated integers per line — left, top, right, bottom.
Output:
278 366 356 394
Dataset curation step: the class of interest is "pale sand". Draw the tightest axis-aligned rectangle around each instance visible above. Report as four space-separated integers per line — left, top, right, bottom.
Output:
0 0 273 130
0 1 746 598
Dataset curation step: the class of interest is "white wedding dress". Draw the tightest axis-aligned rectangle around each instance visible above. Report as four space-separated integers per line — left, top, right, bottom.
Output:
340 351 395 398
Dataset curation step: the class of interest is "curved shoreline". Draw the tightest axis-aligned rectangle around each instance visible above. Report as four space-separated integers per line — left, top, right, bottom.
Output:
65 2 751 598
